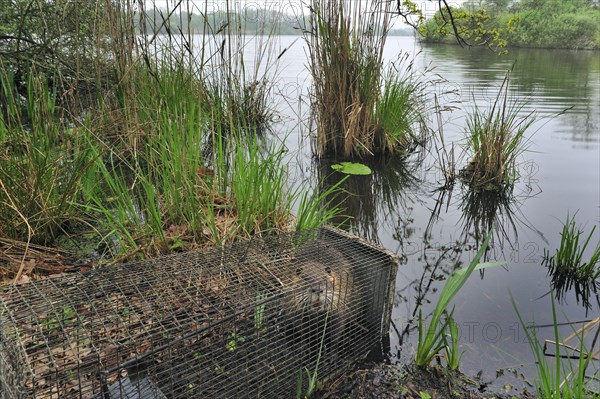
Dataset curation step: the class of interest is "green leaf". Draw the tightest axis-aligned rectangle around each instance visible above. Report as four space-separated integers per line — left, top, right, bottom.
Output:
331 162 372 175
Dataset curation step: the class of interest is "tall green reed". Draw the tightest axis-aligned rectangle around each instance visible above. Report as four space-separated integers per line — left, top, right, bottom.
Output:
0 70 89 246
415 230 498 367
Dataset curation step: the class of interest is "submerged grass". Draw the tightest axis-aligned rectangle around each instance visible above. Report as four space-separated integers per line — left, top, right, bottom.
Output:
461 72 536 191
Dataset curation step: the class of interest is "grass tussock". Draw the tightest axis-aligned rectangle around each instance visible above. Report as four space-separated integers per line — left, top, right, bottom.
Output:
543 213 600 307
460 72 535 191
306 0 427 159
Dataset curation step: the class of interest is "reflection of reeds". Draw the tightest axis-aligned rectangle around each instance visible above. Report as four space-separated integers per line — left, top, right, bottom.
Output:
315 156 422 242
448 183 548 268
459 187 519 245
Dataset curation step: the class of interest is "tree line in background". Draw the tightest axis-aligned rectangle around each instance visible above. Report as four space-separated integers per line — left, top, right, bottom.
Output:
139 8 303 35
138 8 415 37
419 0 600 49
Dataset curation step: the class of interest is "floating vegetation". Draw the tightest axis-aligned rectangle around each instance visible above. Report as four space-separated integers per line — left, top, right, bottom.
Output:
331 162 372 175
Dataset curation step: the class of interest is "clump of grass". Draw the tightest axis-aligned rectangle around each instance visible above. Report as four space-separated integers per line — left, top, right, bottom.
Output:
306 0 426 158
460 72 535 191
543 213 600 306
0 70 89 246
293 175 349 232
374 54 428 152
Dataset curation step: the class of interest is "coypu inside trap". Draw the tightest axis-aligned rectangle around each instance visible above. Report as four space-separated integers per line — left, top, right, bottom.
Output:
0 227 398 399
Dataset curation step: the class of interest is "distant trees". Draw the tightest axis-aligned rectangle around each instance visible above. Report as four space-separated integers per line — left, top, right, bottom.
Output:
418 0 600 49
138 9 304 36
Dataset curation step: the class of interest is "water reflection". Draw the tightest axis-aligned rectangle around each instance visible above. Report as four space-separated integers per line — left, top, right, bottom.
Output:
420 43 600 141
544 257 600 311
316 156 424 243
457 184 545 253
393 242 472 362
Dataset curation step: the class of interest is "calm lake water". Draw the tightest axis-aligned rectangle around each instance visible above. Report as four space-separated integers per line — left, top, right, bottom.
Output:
248 35 600 391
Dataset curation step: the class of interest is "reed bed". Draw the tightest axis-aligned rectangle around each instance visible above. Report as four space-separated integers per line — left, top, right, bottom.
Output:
305 0 427 158
0 0 342 280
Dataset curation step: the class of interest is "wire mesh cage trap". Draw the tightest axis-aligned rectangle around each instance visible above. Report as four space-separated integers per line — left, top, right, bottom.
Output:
0 227 398 399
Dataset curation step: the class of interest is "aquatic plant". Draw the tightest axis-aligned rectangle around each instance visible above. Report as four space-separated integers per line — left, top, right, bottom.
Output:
431 94 459 190
415 230 496 367
461 72 536 191
375 54 429 152
294 176 349 232
511 293 599 399
543 213 600 307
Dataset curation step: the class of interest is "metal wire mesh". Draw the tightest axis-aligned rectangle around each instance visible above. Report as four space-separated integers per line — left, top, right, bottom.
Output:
0 227 398 399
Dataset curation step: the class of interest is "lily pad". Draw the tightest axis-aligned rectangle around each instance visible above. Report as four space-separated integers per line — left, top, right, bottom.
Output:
331 162 372 175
